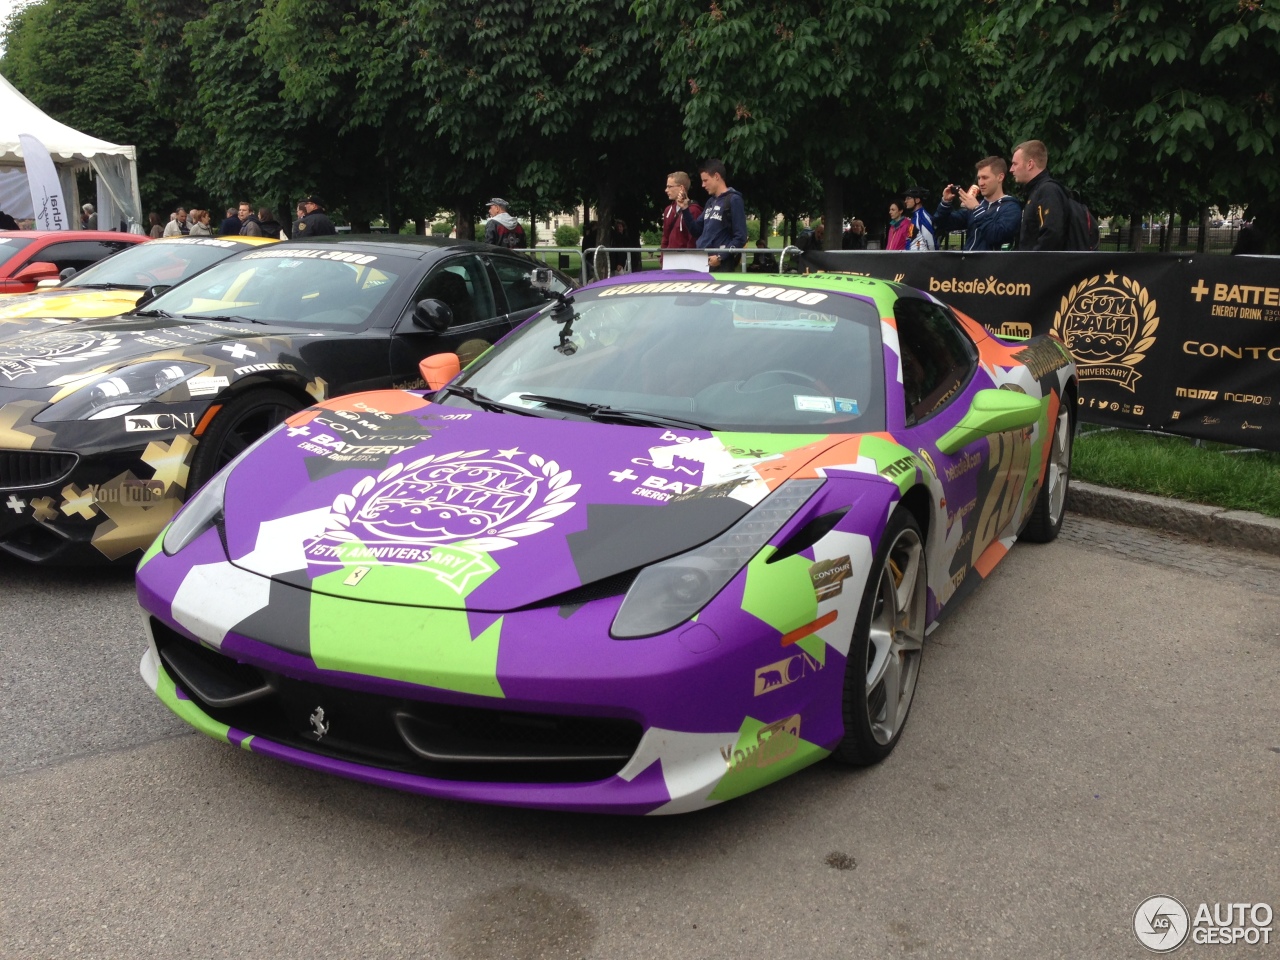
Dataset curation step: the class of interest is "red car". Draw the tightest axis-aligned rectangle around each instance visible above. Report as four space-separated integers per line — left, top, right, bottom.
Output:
0 230 144 294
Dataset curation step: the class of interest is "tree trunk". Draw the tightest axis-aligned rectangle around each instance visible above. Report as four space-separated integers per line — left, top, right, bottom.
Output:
1128 210 1142 251
1196 203 1210 253
822 168 843 250
414 215 426 236
594 176 616 278
454 205 475 241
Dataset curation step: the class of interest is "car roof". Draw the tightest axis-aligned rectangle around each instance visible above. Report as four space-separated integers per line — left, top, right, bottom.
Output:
270 234 518 261
151 235 276 246
0 230 142 241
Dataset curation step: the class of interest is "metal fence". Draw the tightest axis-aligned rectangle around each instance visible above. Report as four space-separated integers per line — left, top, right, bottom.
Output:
523 246 797 285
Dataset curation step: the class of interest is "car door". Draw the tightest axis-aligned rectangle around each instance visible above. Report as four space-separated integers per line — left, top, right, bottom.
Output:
485 253 572 328
388 254 508 383
893 297 1009 590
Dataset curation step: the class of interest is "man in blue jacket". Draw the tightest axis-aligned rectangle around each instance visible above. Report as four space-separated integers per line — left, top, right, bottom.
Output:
677 158 748 270
934 157 1023 251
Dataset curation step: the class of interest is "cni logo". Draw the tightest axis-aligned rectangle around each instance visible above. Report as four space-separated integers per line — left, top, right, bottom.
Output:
1133 895 1190 953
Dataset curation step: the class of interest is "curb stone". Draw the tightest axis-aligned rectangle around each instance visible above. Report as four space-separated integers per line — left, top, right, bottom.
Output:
1067 481 1280 557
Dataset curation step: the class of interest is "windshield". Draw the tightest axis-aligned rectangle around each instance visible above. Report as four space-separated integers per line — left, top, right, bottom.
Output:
0 236 36 261
64 238 248 290
442 281 885 433
143 247 404 326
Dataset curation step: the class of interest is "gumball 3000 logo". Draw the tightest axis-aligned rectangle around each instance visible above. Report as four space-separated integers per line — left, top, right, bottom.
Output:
306 448 579 566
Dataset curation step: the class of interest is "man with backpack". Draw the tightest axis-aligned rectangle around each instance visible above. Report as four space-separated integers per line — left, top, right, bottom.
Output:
1010 140 1095 251
483 198 527 249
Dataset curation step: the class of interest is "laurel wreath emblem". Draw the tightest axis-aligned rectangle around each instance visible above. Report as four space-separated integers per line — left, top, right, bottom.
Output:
1051 274 1159 366
0 333 124 370
319 448 579 552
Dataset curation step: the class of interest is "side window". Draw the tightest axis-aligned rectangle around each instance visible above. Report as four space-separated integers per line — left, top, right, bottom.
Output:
489 256 567 314
894 298 976 423
27 240 131 273
412 255 498 327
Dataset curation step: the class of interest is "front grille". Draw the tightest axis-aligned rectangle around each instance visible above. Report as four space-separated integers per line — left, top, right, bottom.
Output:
0 451 78 490
151 618 642 783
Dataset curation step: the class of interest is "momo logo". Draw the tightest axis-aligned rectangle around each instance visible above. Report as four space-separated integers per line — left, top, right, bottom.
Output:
1174 387 1217 401
1133 895 1190 953
754 653 822 696
305 448 579 571
1053 273 1158 391
0 330 123 380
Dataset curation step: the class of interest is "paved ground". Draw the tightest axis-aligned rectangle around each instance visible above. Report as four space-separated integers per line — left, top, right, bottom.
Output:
2 514 1277 958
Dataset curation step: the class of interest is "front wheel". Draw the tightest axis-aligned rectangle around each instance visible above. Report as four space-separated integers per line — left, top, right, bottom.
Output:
187 388 303 492
832 508 927 766
1021 397 1072 543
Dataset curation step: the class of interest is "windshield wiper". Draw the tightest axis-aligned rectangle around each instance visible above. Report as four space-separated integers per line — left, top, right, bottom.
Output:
189 314 271 325
518 394 710 430
438 384 538 416
67 282 146 291
134 308 174 318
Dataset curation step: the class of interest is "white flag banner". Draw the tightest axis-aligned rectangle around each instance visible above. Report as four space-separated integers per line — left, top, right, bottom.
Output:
18 133 70 231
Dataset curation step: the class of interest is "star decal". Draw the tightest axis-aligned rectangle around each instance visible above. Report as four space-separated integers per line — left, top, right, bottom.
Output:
89 472 182 560
1104 271 1118 284
60 483 99 519
142 434 199 493
306 377 328 401
495 446 523 460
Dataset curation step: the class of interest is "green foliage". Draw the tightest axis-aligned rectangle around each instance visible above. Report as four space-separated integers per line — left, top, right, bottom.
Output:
555 224 582 246
746 218 760 243
640 228 660 246
431 221 454 236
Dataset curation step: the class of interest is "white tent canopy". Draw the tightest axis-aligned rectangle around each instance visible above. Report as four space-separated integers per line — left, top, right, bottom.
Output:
0 72 143 232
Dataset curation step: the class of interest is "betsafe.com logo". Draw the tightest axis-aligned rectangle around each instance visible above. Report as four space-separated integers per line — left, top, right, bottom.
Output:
1134 895 1274 952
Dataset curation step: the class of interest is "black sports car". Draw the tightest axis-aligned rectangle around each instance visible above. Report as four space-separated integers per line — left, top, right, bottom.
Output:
0 236 574 564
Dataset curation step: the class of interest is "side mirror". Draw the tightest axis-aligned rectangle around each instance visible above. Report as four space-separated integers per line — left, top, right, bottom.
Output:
412 298 452 332
419 352 461 390
136 284 172 308
14 261 59 283
936 389 1042 455
59 266 78 282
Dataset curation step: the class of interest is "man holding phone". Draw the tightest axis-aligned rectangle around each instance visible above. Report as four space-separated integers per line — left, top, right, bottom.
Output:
676 158 748 270
661 172 702 265
934 156 1023 251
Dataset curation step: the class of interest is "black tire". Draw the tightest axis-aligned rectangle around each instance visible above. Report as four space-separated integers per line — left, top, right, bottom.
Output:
188 388 303 492
832 507 927 766
1021 396 1073 543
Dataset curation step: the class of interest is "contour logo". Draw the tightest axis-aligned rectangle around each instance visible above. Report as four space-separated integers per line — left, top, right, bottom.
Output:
1134 895 1190 953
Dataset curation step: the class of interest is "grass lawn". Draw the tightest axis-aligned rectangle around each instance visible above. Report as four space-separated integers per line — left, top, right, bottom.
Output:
1073 425 1280 518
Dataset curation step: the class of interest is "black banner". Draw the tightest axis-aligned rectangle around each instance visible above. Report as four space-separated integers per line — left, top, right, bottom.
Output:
797 251 1280 451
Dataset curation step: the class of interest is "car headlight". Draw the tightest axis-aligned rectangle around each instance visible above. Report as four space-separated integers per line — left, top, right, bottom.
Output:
162 426 277 556
611 479 824 639
35 361 205 422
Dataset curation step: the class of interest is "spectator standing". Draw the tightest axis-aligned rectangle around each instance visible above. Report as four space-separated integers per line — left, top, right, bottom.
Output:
291 202 307 239
81 203 97 230
660 172 701 263
296 195 337 237
842 220 867 250
256 206 286 240
903 187 935 250
934 157 1023 251
482 198 526 248
219 206 241 236
677 158 747 270
188 209 213 235
0 210 19 231
796 220 825 253
1009 139 1071 250
885 201 912 250
162 207 189 237
609 219 633 274
146 213 164 238
237 201 263 237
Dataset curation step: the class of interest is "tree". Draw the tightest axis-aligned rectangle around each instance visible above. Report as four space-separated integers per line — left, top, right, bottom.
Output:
634 0 981 248
2 0 202 215
986 0 1280 247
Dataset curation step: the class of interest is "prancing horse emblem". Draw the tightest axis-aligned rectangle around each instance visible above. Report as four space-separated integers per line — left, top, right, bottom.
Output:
309 706 330 738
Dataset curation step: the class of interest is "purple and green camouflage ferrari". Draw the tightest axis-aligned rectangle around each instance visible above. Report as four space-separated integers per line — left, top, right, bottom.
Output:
137 271 1076 814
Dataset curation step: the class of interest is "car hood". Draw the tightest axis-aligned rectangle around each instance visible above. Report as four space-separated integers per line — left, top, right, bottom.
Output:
220 391 853 611
0 287 144 329
0 314 293 388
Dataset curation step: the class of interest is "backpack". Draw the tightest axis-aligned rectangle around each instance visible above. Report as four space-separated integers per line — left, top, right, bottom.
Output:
1063 189 1100 251
496 221 527 249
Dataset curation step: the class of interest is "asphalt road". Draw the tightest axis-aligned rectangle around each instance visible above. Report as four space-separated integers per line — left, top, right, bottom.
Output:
2 516 1277 959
